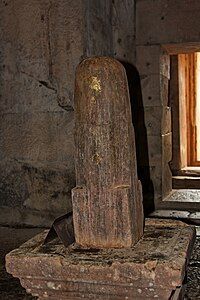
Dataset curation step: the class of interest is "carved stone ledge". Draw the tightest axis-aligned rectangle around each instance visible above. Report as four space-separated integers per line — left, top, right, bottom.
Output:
6 219 195 300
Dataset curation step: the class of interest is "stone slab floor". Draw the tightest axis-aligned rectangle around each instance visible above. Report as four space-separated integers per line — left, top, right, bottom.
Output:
0 226 199 299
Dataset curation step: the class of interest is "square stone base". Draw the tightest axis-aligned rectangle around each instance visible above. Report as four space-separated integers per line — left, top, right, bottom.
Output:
6 219 195 300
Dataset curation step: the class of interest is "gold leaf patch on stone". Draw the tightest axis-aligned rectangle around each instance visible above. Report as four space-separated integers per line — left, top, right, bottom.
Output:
89 76 101 92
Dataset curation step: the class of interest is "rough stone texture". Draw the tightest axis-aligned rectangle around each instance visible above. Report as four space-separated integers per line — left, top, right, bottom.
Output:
136 0 200 46
136 106 171 137
0 0 82 225
136 45 170 79
185 236 200 299
136 133 171 169
157 190 200 212
0 0 136 226
149 210 200 227
173 176 200 190
85 1 113 58
135 1 200 208
6 219 196 299
112 0 135 64
139 73 169 108
1 0 199 221
0 227 42 300
0 0 84 110
0 160 74 227
72 57 143 248
135 3 176 206
135 49 172 202
165 190 200 203
0 225 198 299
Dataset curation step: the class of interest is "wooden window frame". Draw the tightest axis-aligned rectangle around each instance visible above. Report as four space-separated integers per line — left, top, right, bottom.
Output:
171 52 200 173
186 53 200 166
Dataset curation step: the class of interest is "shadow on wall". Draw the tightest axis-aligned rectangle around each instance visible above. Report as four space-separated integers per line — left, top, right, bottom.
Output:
122 62 155 216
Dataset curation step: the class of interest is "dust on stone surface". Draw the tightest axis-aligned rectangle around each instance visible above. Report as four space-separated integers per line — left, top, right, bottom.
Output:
0 227 40 300
31 225 191 267
1 226 200 299
185 236 200 299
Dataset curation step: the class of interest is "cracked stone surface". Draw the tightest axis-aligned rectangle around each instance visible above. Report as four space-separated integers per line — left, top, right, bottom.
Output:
4 220 196 299
1 225 199 299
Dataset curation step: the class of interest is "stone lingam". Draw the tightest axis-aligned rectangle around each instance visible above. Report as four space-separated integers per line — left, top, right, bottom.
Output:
6 57 195 300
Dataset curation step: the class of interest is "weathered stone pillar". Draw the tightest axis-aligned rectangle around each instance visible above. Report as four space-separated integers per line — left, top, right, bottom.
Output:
72 57 144 248
5 57 196 300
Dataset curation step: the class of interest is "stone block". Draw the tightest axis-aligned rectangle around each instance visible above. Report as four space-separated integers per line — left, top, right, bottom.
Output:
136 0 200 45
0 111 74 163
0 206 55 228
137 128 172 202
149 164 162 200
136 134 163 167
0 0 50 81
150 209 190 219
139 132 172 202
161 52 170 79
160 74 169 106
148 133 172 199
0 159 74 226
164 189 200 204
140 74 169 107
0 0 84 110
112 0 135 64
0 0 139 225
86 1 112 57
147 132 172 166
147 135 162 166
137 106 171 136
0 72 63 114
144 107 162 136
162 162 172 199
6 219 196 300
172 176 200 190
162 132 172 163
162 106 171 135
136 45 170 78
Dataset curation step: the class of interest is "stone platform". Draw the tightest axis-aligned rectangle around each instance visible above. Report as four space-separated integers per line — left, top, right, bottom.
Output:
6 219 195 300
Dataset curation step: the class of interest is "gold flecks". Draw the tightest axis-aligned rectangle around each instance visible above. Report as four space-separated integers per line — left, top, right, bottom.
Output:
91 96 96 104
92 153 102 165
89 76 101 92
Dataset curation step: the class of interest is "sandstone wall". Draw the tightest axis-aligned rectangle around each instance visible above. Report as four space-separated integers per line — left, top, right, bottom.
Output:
0 0 135 226
135 0 200 208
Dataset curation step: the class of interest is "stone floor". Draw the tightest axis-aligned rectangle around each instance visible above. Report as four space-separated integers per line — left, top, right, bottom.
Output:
0 226 199 299
185 233 200 299
166 189 200 203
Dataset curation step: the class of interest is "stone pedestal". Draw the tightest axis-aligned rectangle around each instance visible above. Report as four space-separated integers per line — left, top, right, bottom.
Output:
5 58 196 299
6 219 195 300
